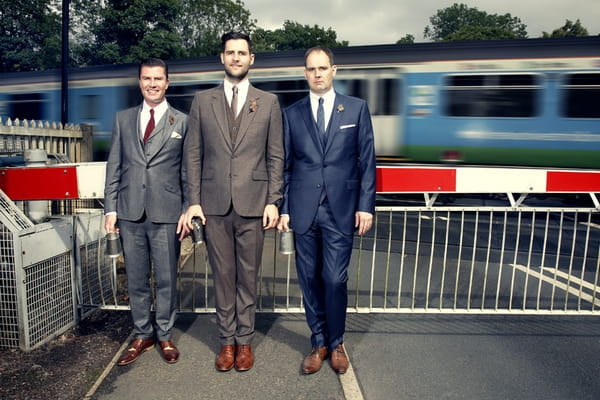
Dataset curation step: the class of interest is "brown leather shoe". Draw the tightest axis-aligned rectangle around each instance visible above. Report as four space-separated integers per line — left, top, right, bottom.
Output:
234 344 254 371
159 340 179 364
330 344 349 374
117 338 155 366
301 347 329 374
215 345 235 371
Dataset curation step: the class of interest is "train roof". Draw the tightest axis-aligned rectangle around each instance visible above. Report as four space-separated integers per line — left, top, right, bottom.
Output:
1 36 598 85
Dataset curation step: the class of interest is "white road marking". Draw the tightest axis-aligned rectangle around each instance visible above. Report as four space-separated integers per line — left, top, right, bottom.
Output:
339 344 365 400
510 264 600 307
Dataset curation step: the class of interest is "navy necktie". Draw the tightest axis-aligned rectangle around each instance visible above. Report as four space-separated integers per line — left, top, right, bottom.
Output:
143 108 154 143
316 97 325 135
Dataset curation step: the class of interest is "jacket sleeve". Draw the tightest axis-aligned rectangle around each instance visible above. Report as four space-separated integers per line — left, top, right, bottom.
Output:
266 95 284 207
357 101 377 214
103 114 122 214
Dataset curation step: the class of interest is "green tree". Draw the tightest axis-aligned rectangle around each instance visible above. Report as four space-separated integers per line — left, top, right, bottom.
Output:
424 3 527 42
542 19 589 38
396 34 415 44
73 0 186 66
177 0 256 57
0 0 61 72
252 20 348 52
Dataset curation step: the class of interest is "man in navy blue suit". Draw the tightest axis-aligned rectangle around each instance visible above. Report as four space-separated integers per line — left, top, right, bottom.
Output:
278 46 376 375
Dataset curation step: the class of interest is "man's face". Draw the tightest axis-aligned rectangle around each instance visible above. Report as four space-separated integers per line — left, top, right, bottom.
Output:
139 66 169 106
220 38 255 83
304 50 337 96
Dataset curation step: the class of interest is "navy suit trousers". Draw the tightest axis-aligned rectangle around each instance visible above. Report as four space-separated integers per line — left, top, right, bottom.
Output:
294 200 353 351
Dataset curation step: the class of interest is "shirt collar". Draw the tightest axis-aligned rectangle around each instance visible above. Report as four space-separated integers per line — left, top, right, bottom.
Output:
142 99 168 114
310 88 335 105
224 78 250 92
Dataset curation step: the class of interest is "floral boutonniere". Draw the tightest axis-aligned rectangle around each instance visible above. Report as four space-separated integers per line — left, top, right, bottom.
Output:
336 104 345 113
168 115 175 125
249 99 258 113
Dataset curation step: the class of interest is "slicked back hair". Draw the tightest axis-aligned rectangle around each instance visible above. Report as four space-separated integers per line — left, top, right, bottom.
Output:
221 32 253 54
138 58 169 80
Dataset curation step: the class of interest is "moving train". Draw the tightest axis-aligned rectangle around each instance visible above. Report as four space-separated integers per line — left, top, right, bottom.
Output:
0 36 599 167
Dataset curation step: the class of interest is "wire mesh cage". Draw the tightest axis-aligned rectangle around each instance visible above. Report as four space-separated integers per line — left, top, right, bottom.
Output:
0 189 77 351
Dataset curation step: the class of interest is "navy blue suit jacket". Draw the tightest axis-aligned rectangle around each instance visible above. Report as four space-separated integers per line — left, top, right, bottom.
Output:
281 92 376 235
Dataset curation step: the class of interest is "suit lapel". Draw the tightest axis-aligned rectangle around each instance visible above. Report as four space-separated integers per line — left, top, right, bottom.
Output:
131 107 147 158
323 93 343 154
299 97 324 154
210 87 233 151
143 106 181 161
232 85 259 152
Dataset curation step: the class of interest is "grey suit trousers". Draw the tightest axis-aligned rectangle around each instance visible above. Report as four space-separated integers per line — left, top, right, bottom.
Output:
120 217 179 341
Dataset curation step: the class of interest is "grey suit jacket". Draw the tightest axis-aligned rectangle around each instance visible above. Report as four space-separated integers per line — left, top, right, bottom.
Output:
184 84 284 217
104 103 188 223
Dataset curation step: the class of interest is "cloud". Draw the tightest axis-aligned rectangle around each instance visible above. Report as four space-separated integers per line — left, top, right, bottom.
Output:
243 0 600 45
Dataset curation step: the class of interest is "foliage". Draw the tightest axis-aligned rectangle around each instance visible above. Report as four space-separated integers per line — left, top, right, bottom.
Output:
73 0 187 66
423 3 527 41
0 0 62 72
252 20 348 52
178 0 256 57
396 34 415 44
71 0 256 65
542 19 589 38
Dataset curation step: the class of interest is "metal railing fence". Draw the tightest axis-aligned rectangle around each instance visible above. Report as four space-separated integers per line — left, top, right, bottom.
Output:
81 194 600 316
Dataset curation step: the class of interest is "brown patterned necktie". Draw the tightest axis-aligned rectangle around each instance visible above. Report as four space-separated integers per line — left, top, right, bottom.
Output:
231 85 238 117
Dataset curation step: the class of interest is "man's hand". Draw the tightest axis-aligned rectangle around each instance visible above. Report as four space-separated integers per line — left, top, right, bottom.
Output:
263 204 279 230
178 204 206 241
277 214 290 232
104 214 118 234
355 211 373 236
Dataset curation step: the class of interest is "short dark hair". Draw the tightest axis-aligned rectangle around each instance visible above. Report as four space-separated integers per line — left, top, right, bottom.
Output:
138 58 169 80
304 46 335 67
221 32 253 54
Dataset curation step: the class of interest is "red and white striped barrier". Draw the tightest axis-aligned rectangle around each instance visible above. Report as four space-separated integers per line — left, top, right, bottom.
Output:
0 163 599 201
0 163 106 200
376 165 600 193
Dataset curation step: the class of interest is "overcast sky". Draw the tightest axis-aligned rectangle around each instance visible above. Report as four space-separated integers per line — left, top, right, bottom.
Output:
242 0 600 45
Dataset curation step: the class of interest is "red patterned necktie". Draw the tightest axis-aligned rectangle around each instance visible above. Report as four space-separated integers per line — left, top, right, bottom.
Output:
143 108 155 143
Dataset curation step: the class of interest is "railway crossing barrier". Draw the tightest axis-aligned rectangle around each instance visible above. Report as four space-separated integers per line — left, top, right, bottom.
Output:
0 162 598 350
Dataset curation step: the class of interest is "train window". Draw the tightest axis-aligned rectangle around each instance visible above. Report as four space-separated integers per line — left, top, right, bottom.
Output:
80 95 100 119
9 93 44 121
376 78 401 115
444 74 540 117
167 83 218 113
253 80 308 108
561 73 600 118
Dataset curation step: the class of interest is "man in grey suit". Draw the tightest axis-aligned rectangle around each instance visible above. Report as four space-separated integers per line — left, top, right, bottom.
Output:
181 32 284 372
104 58 187 366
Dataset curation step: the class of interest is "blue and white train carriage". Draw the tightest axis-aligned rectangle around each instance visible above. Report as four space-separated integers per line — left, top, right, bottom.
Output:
0 36 598 166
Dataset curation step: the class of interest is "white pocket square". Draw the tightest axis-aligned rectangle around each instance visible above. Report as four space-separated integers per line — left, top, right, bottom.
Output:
170 131 182 139
340 124 356 130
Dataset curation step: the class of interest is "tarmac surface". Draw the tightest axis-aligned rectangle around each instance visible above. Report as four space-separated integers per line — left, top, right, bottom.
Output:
87 312 600 400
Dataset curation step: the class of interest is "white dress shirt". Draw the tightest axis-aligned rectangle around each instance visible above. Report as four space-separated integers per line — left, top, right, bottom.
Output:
224 79 250 117
140 100 168 140
309 89 336 132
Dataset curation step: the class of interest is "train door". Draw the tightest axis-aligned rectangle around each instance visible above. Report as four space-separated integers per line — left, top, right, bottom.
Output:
335 68 403 159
